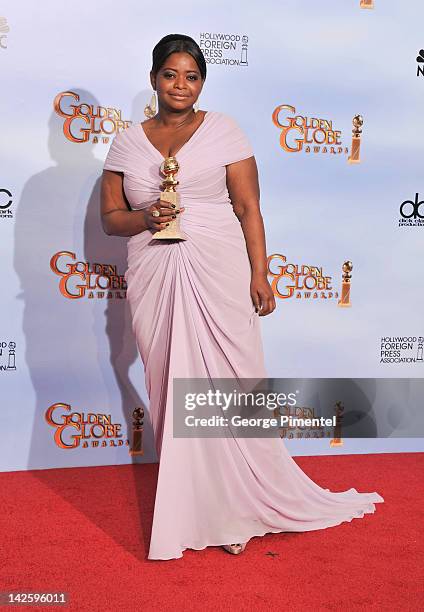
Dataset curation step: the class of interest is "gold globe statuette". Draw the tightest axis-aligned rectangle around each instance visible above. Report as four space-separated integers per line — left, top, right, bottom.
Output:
347 115 363 164
330 401 344 447
337 260 353 307
152 156 187 241
129 406 144 456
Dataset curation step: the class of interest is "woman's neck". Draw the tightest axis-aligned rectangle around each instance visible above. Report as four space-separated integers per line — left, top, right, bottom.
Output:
154 107 197 129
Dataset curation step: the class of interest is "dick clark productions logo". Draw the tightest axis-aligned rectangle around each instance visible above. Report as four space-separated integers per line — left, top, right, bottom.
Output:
399 193 424 226
0 188 13 218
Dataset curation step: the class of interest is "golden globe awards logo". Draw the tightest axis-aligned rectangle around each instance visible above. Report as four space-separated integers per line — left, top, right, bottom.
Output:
50 251 127 299
53 91 131 143
267 254 339 301
275 406 328 440
272 105 349 157
45 403 129 450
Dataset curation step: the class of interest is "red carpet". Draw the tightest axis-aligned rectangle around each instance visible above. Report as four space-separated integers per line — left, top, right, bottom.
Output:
1 453 422 611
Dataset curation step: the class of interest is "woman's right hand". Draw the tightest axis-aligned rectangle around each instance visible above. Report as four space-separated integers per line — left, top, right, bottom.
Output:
144 200 185 232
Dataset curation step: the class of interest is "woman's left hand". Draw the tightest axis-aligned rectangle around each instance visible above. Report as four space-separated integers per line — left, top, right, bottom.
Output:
250 273 276 316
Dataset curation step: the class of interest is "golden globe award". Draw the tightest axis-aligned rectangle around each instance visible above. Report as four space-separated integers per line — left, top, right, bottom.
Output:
130 407 144 456
330 401 344 447
152 156 187 241
347 115 363 164
337 261 353 308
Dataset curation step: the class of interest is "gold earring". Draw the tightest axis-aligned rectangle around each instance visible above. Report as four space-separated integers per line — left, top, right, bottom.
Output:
193 99 200 113
144 91 157 118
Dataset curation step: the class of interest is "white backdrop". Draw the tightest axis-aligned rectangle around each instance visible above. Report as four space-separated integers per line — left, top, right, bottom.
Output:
1 0 423 472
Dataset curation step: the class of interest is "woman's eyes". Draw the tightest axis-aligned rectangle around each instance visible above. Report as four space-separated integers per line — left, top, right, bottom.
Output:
163 72 198 81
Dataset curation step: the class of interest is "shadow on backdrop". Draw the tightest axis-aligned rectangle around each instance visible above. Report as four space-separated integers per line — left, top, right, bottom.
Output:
13 88 157 557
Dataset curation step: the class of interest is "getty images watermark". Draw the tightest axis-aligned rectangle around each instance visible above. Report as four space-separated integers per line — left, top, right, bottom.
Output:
173 377 424 440
183 388 336 431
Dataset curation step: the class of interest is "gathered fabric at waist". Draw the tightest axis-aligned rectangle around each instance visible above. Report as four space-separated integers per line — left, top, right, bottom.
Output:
126 199 246 268
131 194 233 210
129 198 241 239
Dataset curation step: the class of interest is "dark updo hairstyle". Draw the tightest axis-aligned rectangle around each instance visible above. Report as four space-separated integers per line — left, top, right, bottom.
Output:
151 34 207 81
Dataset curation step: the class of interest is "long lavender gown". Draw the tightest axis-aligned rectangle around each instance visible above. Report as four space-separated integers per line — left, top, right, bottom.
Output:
103 111 384 560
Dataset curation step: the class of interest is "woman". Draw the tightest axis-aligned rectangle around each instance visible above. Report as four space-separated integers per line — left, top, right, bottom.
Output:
100 34 384 560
